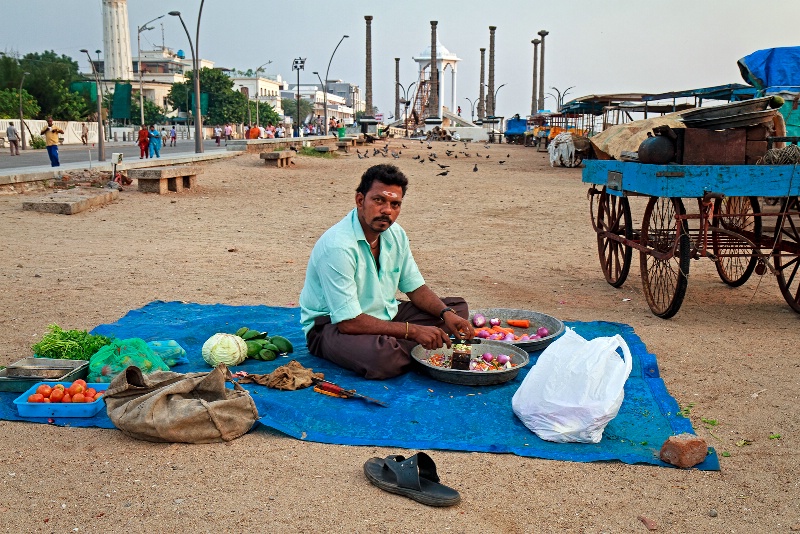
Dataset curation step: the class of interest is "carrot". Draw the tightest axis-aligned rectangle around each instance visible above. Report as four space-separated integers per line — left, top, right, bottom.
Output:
507 319 530 328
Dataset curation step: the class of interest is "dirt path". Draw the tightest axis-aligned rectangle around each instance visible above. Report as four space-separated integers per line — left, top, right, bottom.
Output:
0 143 797 532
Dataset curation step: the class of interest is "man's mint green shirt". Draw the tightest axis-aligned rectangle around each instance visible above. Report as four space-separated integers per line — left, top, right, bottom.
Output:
299 208 425 336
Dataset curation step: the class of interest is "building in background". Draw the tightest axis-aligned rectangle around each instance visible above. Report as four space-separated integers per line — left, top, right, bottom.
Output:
230 73 285 119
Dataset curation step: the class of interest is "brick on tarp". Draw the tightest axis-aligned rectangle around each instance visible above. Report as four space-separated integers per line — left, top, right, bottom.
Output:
659 433 708 468
682 128 746 165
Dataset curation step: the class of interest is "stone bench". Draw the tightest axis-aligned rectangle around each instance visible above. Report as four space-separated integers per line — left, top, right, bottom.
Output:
259 151 294 168
336 139 355 153
354 137 366 146
314 146 331 153
129 166 202 194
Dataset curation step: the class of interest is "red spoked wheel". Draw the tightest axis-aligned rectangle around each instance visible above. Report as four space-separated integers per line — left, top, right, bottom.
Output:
595 188 633 288
772 196 800 313
711 196 762 287
640 197 690 319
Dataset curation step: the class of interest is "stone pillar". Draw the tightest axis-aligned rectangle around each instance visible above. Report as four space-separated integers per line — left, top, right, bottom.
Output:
102 0 133 80
364 16 373 116
394 57 400 120
538 30 549 112
487 26 496 117
478 48 486 120
428 21 439 119
531 39 540 115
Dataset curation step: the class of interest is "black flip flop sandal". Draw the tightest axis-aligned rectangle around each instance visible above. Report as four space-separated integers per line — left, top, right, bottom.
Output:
363 452 461 507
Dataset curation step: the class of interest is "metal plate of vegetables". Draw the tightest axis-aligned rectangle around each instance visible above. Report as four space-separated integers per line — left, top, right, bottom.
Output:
470 308 565 352
411 340 529 386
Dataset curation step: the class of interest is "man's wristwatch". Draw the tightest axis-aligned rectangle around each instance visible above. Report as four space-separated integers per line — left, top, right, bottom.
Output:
439 307 456 321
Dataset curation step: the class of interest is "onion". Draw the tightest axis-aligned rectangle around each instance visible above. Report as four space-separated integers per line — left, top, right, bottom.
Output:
477 329 491 339
469 360 479 370
537 326 550 337
520 335 530 341
472 313 486 328
530 334 541 340
503 333 516 342
496 354 511 365
489 333 503 340
489 317 501 327
482 352 494 363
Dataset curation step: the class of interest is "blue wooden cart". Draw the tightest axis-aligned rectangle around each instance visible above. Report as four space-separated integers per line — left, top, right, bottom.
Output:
582 160 800 317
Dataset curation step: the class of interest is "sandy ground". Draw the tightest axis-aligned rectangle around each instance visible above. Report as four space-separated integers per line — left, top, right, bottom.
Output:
0 142 798 533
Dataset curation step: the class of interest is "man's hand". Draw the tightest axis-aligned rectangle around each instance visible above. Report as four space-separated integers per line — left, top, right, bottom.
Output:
409 324 451 350
442 312 474 341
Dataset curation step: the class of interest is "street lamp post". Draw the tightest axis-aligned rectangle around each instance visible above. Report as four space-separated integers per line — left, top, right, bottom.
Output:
322 35 349 135
80 49 105 161
137 15 164 126
253 60 272 126
312 71 325 130
292 58 306 137
493 83 507 115
18 71 29 150
465 96 476 124
170 3 205 153
397 82 416 137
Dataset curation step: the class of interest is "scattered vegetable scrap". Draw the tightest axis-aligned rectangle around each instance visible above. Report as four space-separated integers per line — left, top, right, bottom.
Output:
470 314 549 342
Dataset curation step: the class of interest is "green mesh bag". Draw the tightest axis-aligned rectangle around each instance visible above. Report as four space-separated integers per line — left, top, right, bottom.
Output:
88 338 170 383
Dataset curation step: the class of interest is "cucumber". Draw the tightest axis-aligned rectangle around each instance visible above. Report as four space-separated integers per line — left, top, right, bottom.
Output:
235 327 249 337
270 336 294 354
259 348 278 361
245 340 262 358
242 329 266 340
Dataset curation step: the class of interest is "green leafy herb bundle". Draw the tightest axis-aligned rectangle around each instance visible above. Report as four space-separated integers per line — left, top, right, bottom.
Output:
31 324 113 360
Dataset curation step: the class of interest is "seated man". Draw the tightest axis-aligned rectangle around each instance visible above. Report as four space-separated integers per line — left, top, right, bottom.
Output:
300 164 474 379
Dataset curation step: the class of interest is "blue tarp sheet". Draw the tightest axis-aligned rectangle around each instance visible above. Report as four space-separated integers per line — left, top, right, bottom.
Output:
0 301 718 470
738 46 800 93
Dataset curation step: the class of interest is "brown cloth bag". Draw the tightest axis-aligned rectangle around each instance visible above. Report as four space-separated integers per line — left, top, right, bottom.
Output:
104 364 259 444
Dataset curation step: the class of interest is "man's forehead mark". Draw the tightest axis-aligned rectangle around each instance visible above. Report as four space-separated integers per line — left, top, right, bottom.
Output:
382 190 399 198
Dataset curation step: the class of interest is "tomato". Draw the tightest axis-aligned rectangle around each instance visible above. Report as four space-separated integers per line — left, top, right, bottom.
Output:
62 393 72 403
84 388 97 398
71 393 85 403
49 388 64 402
42 398 51 403
27 393 44 403
94 391 104 400
68 383 85 396
72 379 87 388
36 384 53 397
53 384 65 391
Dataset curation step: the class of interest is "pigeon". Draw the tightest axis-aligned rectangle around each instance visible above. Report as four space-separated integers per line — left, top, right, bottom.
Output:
454 154 458 159
476 153 482 158
507 154 511 158
428 157 436 163
499 160 506 165
486 155 490 159
419 159 425 164
484 144 491 149
391 151 400 159
436 170 449 176
445 150 453 156
437 164 450 169
430 153 437 159
473 164 478 172
402 144 408 149
412 155 421 160
357 152 364 159
464 153 471 158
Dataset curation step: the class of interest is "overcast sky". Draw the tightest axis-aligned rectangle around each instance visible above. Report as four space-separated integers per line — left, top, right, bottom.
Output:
3 0 799 119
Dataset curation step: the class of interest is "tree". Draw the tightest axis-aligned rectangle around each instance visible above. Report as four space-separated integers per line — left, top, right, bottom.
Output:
250 100 281 126
16 51 87 120
282 97 314 127
0 88 40 119
130 91 166 125
168 67 248 125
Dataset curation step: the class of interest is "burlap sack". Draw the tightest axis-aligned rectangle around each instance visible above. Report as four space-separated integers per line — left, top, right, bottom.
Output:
104 364 259 443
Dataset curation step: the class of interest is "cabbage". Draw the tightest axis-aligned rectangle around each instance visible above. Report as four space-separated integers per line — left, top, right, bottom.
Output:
202 333 247 367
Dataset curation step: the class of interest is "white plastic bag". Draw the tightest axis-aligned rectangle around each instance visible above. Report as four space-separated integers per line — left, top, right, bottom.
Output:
511 327 632 444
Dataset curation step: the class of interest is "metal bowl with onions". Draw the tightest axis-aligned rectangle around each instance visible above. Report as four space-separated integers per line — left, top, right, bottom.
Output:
469 308 565 352
411 340 529 386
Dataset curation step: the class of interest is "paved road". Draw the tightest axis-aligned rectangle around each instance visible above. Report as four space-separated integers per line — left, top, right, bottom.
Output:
0 139 227 170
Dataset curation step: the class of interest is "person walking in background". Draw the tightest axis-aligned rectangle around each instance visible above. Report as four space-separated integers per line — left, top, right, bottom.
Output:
6 122 20 156
148 124 161 158
224 123 232 144
137 124 150 159
214 125 222 145
170 126 177 147
161 128 168 147
80 122 89 145
40 117 64 167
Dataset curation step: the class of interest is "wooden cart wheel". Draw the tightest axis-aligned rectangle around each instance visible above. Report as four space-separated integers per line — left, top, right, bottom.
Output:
711 196 762 287
640 197 690 319
596 188 633 287
772 196 800 313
